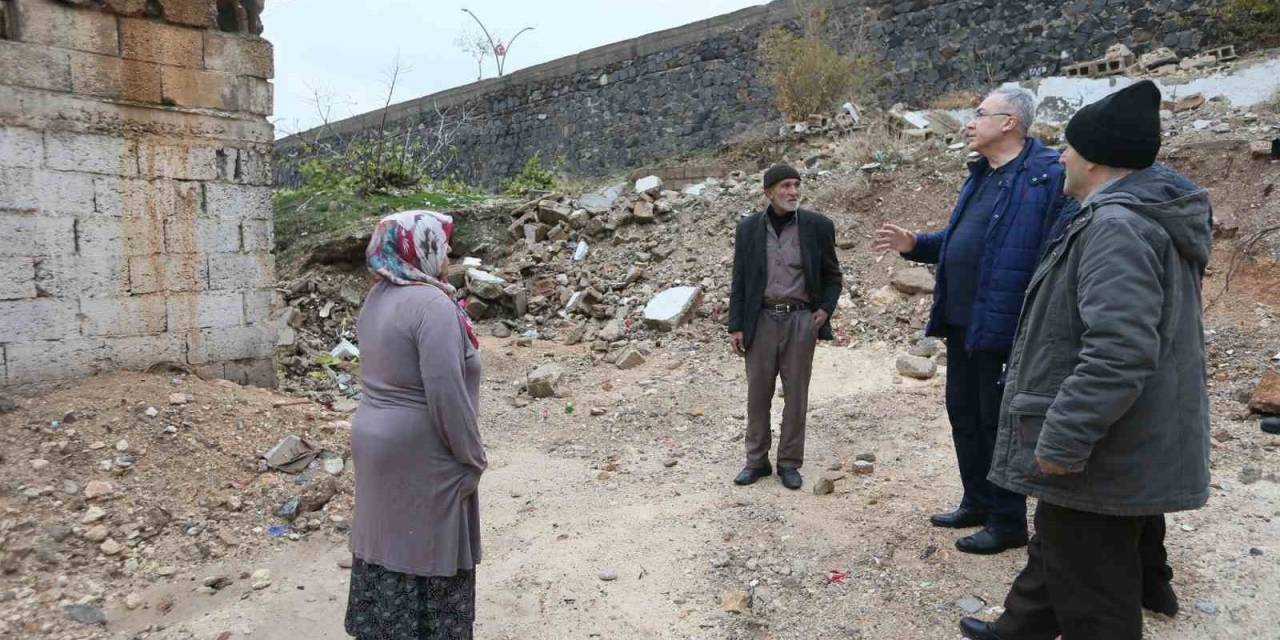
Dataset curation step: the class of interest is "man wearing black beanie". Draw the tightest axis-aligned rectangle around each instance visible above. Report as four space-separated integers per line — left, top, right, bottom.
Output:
727 164 842 490
961 80 1213 640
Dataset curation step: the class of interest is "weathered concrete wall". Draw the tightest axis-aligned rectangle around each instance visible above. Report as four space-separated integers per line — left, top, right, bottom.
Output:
0 0 278 388
276 0 1226 187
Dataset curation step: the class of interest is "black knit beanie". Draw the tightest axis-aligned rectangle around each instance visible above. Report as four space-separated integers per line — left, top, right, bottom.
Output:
762 164 801 189
1065 80 1163 169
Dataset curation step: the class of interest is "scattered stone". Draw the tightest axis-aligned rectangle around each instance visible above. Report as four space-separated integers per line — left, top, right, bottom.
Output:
1212 428 1234 442
203 575 233 590
635 175 663 195
616 348 646 370
642 286 703 331
144 406 159 418
84 480 115 500
662 458 678 468
323 456 345 476
300 476 338 513
338 556 353 569
579 183 625 213
957 596 986 614
276 496 301 522
812 476 836 495
1171 93 1205 112
721 590 751 613
169 393 190 405
1248 370 1280 414
1249 547 1264 556
61 479 80 495
855 452 877 463
851 460 875 475
1240 466 1262 485
896 355 938 380
100 538 124 555
890 269 935 295
63 604 106 625
124 593 143 610
711 553 731 568
115 439 129 452
527 365 564 398
590 407 607 417
29 458 50 471
1196 600 1218 616
251 569 272 590
465 269 507 300
83 525 110 543
1140 47 1179 70
81 506 107 524
598 568 619 581
491 323 512 338
908 338 944 358
46 524 72 542
1262 415 1280 435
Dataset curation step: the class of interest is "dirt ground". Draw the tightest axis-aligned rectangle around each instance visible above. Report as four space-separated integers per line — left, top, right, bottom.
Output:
4 91 1279 640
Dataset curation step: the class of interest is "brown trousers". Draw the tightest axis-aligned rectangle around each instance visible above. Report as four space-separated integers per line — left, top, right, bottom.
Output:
744 309 817 469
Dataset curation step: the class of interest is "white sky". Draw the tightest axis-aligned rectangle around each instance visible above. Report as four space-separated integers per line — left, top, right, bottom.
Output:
262 0 766 138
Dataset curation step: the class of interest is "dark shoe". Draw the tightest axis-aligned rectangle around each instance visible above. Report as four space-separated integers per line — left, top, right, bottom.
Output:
959 617 1004 640
1142 579 1179 616
930 508 988 528
778 466 803 490
956 527 1029 555
733 465 772 486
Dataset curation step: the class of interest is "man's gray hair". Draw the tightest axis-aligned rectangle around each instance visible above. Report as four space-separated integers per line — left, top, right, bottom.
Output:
990 86 1036 133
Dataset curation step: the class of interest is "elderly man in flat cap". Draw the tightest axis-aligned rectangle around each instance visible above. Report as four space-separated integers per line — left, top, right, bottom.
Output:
960 79 1212 640
727 164 843 490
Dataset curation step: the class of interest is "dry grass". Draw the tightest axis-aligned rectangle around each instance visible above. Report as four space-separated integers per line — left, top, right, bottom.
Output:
757 5 879 121
831 119 913 169
928 90 981 110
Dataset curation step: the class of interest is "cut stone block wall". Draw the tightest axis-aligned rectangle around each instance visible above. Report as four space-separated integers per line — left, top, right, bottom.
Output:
0 0 277 389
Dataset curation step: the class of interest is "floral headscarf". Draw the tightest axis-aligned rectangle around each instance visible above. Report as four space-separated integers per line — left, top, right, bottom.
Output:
365 210 479 348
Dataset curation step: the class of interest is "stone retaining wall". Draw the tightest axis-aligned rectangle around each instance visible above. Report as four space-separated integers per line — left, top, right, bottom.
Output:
0 0 277 388
276 0 1225 187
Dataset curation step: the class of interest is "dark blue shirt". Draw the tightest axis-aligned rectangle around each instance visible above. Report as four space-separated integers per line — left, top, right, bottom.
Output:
943 161 1012 326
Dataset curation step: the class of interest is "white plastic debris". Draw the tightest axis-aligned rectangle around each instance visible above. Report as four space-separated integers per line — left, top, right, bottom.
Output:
330 338 360 360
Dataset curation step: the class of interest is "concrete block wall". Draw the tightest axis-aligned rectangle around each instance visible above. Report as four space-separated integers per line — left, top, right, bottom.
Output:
0 0 277 389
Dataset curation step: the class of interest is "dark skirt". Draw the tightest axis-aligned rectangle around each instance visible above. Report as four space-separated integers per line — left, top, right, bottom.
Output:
344 557 476 640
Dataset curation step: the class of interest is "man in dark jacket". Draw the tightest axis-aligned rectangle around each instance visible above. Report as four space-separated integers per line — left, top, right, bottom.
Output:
874 87 1070 554
728 164 842 490
960 80 1212 640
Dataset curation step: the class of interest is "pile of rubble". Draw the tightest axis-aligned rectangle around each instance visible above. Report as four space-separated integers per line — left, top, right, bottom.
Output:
1066 43 1239 79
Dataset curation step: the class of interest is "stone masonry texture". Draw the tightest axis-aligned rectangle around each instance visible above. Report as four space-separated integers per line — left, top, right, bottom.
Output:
275 0 1227 187
0 0 277 389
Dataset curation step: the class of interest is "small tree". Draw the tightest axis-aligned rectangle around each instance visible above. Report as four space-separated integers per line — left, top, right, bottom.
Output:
460 8 534 77
1219 0 1280 48
758 4 879 121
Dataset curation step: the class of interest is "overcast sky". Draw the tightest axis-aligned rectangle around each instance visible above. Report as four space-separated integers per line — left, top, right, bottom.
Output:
262 0 766 138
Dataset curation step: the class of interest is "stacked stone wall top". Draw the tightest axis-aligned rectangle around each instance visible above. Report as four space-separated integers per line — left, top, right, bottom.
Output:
0 0 278 389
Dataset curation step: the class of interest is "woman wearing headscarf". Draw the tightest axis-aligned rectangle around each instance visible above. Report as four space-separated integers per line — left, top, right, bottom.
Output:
344 210 486 640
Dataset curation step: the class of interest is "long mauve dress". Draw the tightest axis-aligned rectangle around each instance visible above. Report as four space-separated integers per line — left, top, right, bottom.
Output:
345 280 486 639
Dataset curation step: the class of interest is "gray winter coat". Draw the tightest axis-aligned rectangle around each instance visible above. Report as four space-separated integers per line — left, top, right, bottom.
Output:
988 165 1212 517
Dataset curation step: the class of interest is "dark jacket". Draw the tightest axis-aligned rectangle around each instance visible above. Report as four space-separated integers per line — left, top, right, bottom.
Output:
903 137 1071 354
988 165 1212 517
728 208 842 349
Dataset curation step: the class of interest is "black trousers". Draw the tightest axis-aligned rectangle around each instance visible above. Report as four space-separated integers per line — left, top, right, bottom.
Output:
992 501 1166 640
944 325 1027 533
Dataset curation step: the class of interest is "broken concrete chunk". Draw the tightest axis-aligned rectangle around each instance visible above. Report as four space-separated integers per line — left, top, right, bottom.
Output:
578 183 626 213
615 348 645 370
642 286 703 331
527 365 564 399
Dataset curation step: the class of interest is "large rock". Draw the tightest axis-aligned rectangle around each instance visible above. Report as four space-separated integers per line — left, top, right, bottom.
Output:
1249 369 1280 414
897 354 938 380
890 269 935 295
643 286 702 331
527 365 564 398
635 175 663 196
615 348 645 370
578 183 626 213
465 269 507 300
536 200 572 225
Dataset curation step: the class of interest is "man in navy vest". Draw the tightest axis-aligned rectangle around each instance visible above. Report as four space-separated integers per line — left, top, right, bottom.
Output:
873 87 1070 554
